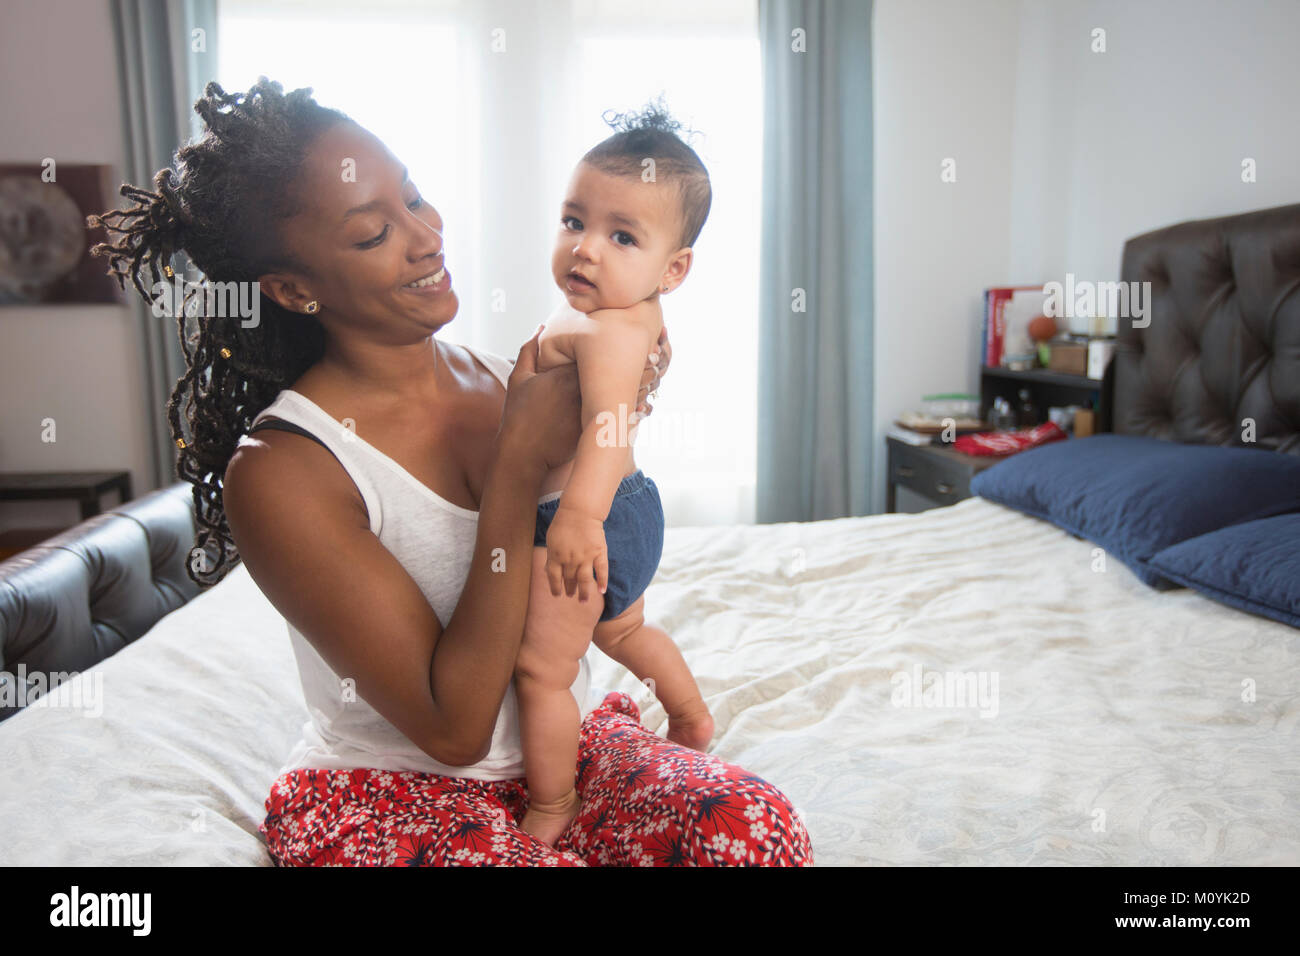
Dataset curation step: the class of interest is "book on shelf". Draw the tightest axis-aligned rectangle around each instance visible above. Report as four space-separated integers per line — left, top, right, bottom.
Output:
983 285 1051 367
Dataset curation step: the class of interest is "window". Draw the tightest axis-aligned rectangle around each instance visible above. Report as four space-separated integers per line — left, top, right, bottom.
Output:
219 0 760 524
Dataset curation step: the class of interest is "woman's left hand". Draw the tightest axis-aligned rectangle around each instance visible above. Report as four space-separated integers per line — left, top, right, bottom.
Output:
635 325 671 418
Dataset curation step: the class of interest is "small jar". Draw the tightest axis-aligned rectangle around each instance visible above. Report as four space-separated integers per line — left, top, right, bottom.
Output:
990 397 1017 431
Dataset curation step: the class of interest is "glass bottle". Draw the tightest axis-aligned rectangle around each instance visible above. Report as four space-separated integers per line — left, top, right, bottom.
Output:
990 397 1016 431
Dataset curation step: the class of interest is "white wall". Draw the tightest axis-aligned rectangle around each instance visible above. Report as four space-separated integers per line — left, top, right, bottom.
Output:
872 0 1021 513
1009 0 1300 286
871 0 1300 512
0 0 152 531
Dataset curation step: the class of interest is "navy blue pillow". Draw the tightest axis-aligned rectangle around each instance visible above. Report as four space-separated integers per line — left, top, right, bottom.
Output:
969 435 1300 587
1147 515 1300 628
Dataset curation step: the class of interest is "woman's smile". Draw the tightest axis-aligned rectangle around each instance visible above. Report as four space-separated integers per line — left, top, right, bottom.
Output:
402 263 451 295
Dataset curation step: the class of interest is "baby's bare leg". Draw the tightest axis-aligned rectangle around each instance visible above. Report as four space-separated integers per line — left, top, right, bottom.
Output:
593 594 714 751
516 546 604 845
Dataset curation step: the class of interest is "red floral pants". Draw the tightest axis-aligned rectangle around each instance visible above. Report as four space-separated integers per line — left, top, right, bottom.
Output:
260 691 813 866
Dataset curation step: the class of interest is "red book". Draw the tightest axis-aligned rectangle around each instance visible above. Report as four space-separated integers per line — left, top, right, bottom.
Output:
984 285 1046 366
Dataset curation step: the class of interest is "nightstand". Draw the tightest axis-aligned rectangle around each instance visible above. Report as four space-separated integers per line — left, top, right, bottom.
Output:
0 471 133 560
885 438 1005 513
0 470 133 519
979 365 1110 431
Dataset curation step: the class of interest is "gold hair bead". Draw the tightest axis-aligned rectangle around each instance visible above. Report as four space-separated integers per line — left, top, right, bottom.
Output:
220 347 232 359
175 438 187 449
163 265 174 278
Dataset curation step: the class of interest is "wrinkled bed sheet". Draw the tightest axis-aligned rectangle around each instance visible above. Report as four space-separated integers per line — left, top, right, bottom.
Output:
2 497 1296 865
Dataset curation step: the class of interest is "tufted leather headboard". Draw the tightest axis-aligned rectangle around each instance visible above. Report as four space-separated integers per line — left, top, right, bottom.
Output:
1112 202 1300 456
0 482 199 721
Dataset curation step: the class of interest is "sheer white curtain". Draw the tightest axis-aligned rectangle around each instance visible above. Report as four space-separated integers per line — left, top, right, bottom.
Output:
219 0 760 526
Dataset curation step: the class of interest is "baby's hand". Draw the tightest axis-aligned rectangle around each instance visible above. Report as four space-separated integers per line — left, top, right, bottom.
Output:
545 508 608 603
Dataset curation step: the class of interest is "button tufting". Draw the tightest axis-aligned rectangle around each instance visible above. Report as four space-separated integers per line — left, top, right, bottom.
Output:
1115 202 1300 457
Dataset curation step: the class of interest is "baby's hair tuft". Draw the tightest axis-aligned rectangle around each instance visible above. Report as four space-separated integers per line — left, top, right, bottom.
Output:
600 99 691 139
582 97 711 248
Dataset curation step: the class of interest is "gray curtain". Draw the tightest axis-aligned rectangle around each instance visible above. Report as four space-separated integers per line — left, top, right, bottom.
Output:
108 0 219 489
756 0 873 522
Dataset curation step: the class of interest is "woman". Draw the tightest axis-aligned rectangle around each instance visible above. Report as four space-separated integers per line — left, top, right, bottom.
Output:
91 78 812 866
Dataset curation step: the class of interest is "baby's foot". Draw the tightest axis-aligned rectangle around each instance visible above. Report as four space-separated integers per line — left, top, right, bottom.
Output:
521 788 582 847
667 699 715 752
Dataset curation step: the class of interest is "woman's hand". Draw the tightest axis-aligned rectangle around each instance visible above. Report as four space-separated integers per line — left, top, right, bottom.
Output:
635 325 671 418
499 326 583 477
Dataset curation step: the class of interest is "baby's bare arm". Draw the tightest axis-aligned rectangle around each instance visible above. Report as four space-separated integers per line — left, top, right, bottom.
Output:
559 303 661 522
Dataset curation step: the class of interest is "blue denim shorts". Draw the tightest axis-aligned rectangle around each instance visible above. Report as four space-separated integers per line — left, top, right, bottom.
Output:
535 470 664 622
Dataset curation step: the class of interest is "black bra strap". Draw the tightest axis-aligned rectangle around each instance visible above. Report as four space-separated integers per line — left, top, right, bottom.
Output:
248 417 369 523
248 417 340 464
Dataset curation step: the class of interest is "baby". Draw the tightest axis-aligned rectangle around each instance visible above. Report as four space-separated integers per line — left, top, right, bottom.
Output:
516 107 715 845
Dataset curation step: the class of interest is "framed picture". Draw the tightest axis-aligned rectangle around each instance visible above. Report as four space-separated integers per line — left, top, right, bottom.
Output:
0 162 124 305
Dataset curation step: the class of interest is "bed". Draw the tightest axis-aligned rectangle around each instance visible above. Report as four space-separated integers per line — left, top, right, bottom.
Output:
2 202 1298 866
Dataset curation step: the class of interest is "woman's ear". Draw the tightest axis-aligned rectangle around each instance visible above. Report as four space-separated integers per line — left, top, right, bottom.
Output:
258 272 317 314
659 248 694 295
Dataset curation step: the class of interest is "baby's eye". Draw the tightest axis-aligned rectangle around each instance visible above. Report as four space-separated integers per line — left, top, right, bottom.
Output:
613 231 636 247
407 195 424 211
562 216 582 231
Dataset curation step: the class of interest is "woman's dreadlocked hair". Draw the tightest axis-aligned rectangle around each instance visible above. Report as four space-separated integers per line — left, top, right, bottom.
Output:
88 77 353 588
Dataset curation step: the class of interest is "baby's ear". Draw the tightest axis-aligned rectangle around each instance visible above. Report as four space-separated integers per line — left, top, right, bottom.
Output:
660 247 694 294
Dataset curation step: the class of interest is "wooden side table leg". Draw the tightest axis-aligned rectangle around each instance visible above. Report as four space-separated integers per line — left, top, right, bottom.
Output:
886 481 896 514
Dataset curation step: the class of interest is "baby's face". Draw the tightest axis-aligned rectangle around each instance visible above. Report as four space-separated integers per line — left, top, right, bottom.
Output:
551 162 684 312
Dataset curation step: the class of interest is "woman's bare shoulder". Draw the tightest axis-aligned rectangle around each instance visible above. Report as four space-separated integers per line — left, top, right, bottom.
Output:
224 426 368 545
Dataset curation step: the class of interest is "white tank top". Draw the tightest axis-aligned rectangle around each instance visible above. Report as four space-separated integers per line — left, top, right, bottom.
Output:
243 344 602 781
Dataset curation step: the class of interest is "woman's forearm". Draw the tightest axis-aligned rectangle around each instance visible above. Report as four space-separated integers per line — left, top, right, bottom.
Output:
426 442 543 763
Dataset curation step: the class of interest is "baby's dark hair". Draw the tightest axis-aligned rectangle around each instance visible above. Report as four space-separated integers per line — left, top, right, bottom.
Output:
88 77 353 587
582 100 711 248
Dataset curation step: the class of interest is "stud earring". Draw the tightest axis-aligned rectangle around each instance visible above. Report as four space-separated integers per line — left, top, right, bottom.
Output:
304 301 319 314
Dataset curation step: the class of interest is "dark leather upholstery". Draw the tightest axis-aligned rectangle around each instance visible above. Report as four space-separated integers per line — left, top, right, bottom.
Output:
0 482 199 721
1113 202 1300 456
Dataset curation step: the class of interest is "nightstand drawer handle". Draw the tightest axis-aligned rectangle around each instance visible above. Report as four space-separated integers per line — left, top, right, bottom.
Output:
897 466 915 478
935 481 954 495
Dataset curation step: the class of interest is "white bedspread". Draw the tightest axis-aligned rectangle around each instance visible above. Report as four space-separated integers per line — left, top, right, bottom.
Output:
2 497 1297 866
